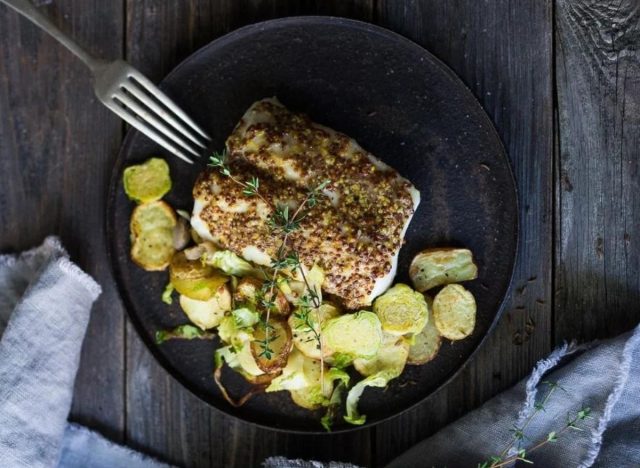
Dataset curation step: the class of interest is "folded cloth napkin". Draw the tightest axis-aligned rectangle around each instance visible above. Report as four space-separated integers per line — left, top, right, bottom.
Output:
265 323 640 468
0 236 170 468
388 323 640 468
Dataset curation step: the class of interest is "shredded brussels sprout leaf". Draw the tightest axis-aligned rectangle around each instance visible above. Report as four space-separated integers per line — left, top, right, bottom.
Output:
344 370 399 425
161 283 174 304
232 307 260 328
218 316 254 351
327 352 354 369
155 324 215 344
321 381 346 431
202 250 254 276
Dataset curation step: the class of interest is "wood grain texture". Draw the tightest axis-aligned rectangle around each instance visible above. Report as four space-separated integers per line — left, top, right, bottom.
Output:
0 0 126 442
374 1 554 464
555 0 640 343
6 1 634 466
124 2 374 467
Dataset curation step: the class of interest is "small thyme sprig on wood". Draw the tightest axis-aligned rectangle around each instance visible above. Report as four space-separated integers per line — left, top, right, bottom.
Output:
478 381 593 468
209 150 329 365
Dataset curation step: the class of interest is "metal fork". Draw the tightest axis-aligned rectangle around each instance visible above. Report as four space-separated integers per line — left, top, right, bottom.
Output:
1 0 210 163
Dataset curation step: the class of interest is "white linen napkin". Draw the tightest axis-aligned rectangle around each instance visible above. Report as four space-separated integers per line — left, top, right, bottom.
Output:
0 236 170 468
386 323 640 467
265 323 640 467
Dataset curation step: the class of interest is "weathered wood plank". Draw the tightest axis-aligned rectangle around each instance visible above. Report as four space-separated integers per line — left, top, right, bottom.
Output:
0 0 125 442
555 1 640 343
124 2 375 467
374 0 554 464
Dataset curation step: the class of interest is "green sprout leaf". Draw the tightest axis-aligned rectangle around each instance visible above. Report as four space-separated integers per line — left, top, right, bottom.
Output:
155 324 215 344
161 283 174 304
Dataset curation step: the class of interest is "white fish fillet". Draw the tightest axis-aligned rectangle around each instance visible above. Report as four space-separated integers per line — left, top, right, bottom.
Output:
192 98 419 309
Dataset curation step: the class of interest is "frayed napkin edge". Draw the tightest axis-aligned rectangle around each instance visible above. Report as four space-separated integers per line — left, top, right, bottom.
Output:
56 257 102 300
62 423 173 467
580 323 640 467
1 236 101 300
0 236 68 267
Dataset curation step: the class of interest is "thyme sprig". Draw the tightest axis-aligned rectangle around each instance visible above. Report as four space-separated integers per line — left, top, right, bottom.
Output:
209 150 329 363
210 150 269 205
293 292 322 346
478 381 593 467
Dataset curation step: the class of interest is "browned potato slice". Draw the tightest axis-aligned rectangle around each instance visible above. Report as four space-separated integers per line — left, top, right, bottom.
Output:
178 284 231 330
123 157 171 203
130 228 175 271
409 248 478 292
130 200 177 238
433 284 476 340
169 251 228 301
243 372 281 385
251 318 293 374
235 277 290 315
408 301 442 365
234 342 281 384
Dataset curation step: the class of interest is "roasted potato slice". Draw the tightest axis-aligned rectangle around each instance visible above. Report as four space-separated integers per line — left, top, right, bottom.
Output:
408 300 442 365
130 227 175 271
288 302 340 359
409 248 478 292
123 157 171 203
373 283 429 336
433 284 476 340
169 251 228 301
251 318 293 374
234 277 262 304
235 277 290 315
130 200 177 237
178 284 231 330
263 284 291 316
323 311 382 360
216 343 279 385
353 332 410 377
236 342 271 382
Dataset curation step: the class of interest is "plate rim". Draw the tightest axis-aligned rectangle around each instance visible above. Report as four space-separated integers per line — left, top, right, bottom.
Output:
106 15 520 434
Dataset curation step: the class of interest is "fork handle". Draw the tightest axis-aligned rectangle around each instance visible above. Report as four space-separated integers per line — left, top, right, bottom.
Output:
1 0 104 71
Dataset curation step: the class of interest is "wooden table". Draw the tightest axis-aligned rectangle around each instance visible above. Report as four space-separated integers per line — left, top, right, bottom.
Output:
0 1 638 466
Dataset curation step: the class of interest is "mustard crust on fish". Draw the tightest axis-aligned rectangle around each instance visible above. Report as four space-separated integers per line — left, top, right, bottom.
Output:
192 98 420 309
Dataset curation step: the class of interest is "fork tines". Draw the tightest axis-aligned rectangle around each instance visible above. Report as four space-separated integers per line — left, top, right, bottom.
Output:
108 70 210 164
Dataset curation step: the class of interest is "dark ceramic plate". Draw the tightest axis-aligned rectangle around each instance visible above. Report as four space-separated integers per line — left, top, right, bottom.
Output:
107 16 518 433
